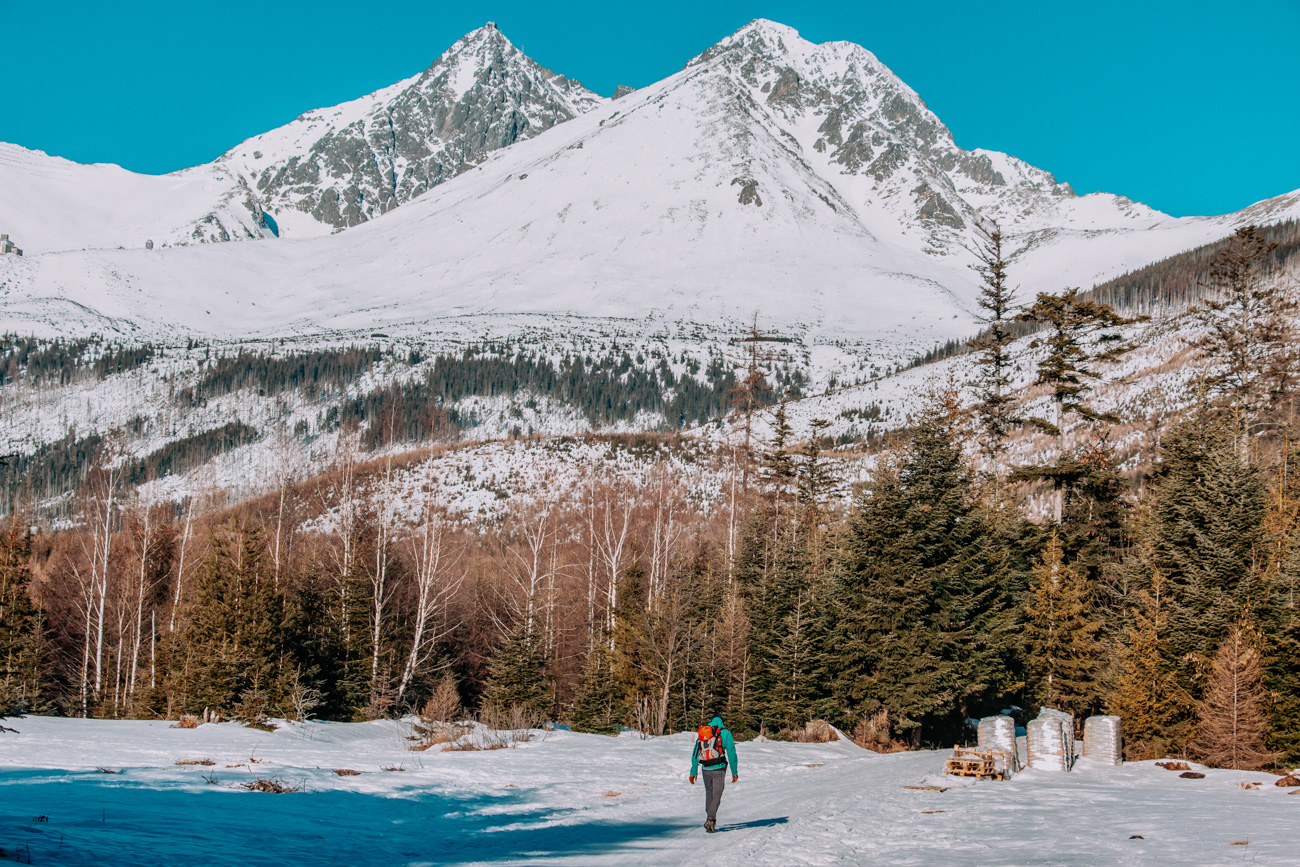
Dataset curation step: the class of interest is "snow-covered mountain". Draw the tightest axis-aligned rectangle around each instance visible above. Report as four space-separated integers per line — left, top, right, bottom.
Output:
3 19 1296 355
0 24 605 255
3 19 1300 517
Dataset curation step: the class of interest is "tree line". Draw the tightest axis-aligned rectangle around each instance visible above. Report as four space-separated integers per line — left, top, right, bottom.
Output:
1 225 1298 771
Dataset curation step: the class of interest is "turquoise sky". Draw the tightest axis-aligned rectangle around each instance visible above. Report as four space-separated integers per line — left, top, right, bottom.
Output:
3 0 1296 217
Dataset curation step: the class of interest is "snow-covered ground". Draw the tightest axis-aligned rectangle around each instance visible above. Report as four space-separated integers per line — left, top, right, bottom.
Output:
1 716 1294 865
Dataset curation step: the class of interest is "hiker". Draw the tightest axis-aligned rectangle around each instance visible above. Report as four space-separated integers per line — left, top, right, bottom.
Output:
688 715 738 832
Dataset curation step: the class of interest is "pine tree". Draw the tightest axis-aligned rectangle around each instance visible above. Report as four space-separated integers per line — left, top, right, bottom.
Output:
167 520 285 717
1016 289 1141 523
1109 571 1194 759
1195 620 1279 770
1058 434 1130 593
759 403 796 500
1148 410 1267 671
481 617 550 722
1023 532 1103 717
831 389 1022 745
1193 225 1297 421
1258 438 1300 762
568 634 625 734
968 219 1019 467
0 520 42 715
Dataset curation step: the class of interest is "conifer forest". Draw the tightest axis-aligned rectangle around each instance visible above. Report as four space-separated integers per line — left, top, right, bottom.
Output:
2 225 1299 776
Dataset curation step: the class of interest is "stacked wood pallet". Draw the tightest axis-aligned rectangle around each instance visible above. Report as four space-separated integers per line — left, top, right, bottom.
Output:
944 746 1005 780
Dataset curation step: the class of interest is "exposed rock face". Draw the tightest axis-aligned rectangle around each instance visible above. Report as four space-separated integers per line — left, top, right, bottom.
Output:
217 24 606 234
688 20 1073 251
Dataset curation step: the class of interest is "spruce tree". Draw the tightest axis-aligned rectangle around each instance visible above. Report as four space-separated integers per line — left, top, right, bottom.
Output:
831 389 1021 745
1192 225 1296 421
1016 289 1140 522
568 635 625 734
1258 439 1300 762
1148 409 1266 670
168 521 285 716
0 520 42 715
1109 571 1194 759
968 219 1019 468
1195 620 1279 770
481 617 550 722
1057 434 1130 596
1023 532 1103 718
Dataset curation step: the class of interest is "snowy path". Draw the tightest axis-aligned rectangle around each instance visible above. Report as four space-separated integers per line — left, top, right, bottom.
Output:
1 717 1296 865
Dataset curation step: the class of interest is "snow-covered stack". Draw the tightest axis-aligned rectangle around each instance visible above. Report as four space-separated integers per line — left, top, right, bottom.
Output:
977 715 1019 775
1083 715 1122 765
1035 707 1075 769
1026 718 1070 771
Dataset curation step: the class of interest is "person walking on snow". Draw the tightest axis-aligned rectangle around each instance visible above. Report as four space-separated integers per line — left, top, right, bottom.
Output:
689 715 738 832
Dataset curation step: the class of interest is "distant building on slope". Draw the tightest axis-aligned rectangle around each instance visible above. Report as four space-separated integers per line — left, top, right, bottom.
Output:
0 234 21 256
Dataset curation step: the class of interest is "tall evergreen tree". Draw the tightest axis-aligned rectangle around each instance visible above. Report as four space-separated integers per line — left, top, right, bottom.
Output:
1192 225 1296 422
167 520 285 717
481 617 550 722
1258 440 1300 762
1147 410 1267 672
831 390 1022 745
1109 571 1194 759
0 520 42 715
968 219 1019 468
568 633 625 734
1023 532 1103 717
1016 288 1140 522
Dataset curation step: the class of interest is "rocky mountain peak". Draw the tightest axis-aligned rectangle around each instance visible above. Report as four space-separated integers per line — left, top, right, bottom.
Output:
683 19 1077 252
214 23 605 237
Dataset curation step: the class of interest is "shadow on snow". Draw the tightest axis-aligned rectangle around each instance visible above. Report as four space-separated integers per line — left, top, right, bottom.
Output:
715 817 789 832
0 769 696 865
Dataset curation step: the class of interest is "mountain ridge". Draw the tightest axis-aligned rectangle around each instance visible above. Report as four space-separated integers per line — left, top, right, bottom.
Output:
0 19 1296 365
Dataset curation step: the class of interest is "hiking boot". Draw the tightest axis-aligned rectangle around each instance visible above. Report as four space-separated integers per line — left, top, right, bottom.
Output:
704 818 716 833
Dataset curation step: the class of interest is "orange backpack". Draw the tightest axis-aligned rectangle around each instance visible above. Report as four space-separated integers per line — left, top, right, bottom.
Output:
697 725 725 767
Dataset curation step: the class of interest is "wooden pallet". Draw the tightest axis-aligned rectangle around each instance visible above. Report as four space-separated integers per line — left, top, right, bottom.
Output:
944 746 1006 780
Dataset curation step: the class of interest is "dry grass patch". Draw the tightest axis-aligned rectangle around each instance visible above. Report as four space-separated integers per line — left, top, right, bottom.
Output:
175 759 215 766
444 742 507 752
334 769 361 776
241 775 302 793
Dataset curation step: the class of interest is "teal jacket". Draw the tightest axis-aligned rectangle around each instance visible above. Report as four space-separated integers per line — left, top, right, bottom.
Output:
690 716 738 775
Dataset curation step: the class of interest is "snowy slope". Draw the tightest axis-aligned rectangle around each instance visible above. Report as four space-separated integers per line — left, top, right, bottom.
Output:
0 142 267 255
2 20 1297 354
2 716 1297 865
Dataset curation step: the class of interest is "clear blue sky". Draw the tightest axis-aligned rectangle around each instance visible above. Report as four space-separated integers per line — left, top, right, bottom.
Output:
3 0 1296 217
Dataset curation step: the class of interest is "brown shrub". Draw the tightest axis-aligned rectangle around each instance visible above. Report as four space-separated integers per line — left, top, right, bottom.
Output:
1156 761 1191 771
852 710 908 752
780 720 839 743
334 769 361 776
241 775 302 793
444 742 508 752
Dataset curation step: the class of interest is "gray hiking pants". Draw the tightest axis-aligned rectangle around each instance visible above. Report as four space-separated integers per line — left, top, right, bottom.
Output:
702 767 726 820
